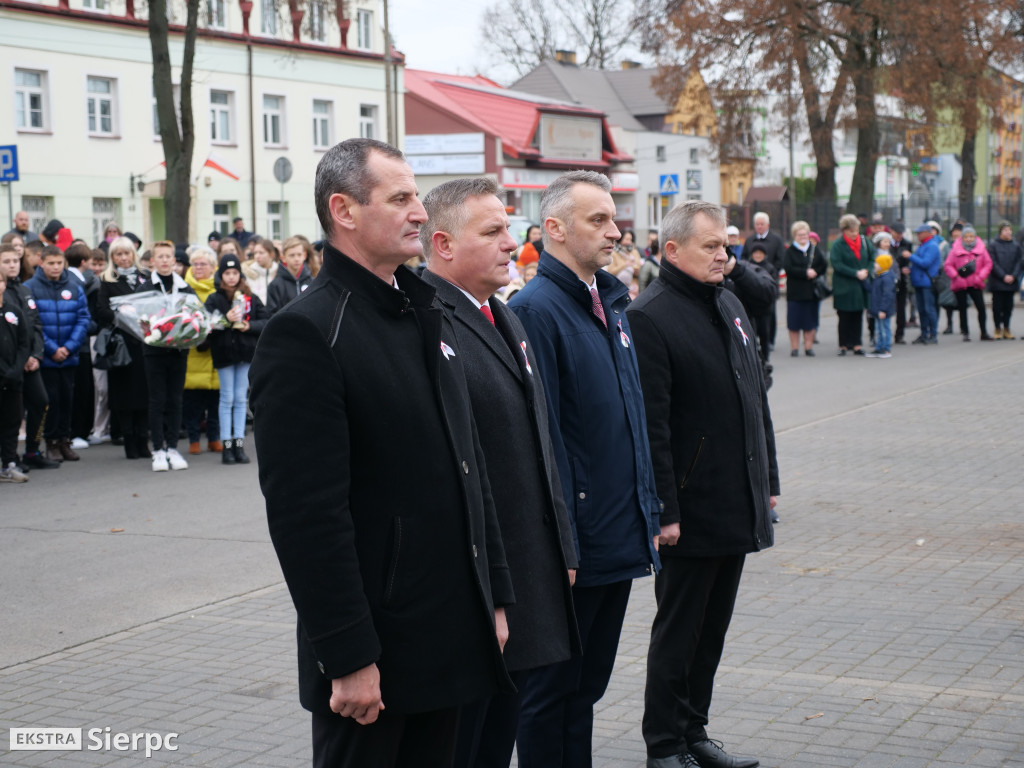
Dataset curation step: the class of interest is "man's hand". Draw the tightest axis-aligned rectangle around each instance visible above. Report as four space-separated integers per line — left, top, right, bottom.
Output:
658 522 680 548
878 312 886 319
724 256 736 276
806 268 818 280
25 357 40 372
567 569 576 587
52 347 69 363
1005 275 1015 285
330 664 384 725
495 607 508 652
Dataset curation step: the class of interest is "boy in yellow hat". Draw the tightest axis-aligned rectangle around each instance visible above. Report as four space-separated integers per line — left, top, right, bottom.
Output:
868 234 897 357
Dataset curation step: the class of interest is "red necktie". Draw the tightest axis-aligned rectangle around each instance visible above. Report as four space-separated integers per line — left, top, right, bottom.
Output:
590 287 607 329
480 304 495 325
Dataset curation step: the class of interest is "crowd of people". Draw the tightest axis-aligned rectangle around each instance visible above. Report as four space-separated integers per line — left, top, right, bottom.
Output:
0 214 323 482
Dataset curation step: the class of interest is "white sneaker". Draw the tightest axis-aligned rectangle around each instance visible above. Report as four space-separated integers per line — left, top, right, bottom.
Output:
87 433 111 445
152 450 169 472
0 462 29 483
166 448 189 471
71 437 90 450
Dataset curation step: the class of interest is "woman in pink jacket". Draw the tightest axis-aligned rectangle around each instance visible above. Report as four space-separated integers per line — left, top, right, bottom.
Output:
945 225 993 341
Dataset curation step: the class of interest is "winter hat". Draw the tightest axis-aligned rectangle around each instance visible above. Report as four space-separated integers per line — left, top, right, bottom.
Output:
808 231 821 243
217 254 242 282
961 225 976 237
207 230 222 243
726 225 740 237
925 220 941 233
41 219 64 241
874 253 893 273
872 231 892 247
915 224 932 234
123 232 143 248
748 242 767 259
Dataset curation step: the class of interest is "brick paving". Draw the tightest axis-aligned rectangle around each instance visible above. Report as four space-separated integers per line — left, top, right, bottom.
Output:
3 303 1024 766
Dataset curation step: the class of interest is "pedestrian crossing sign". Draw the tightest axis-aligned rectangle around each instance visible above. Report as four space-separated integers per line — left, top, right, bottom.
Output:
659 174 679 195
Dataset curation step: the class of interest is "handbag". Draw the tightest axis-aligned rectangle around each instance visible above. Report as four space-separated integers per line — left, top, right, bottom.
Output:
93 326 132 369
812 275 832 300
957 258 977 278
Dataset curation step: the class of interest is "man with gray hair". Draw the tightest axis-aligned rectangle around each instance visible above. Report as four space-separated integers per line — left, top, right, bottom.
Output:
250 139 514 768
628 199 778 768
742 212 784 348
420 177 580 768
508 170 662 767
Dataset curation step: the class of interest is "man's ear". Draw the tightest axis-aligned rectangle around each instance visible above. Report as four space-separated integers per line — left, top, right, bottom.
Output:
431 231 456 262
663 239 678 266
544 216 566 245
329 192 357 233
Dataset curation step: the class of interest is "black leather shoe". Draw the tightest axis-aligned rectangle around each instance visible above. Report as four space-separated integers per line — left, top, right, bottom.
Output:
648 753 701 768
689 739 759 768
23 451 61 469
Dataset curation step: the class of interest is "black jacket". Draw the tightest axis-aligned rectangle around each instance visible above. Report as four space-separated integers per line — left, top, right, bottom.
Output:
725 258 778 317
266 265 313 316
250 245 513 715
781 243 828 303
627 259 779 557
422 271 580 673
743 230 786 272
3 280 44 361
0 302 29 389
204 290 268 367
987 238 1023 292
96 274 150 411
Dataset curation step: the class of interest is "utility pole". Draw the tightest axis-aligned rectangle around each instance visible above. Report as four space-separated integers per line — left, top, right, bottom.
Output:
383 0 395 146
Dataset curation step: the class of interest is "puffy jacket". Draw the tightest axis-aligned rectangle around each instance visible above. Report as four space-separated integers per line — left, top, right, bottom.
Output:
204 289 268 367
869 268 896 318
25 267 91 368
266 264 312 316
508 251 661 586
987 237 1023 292
945 238 992 291
241 260 277 305
3 279 44 360
183 268 219 389
908 236 941 289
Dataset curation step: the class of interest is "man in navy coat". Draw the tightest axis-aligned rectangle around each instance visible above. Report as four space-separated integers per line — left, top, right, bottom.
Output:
420 177 580 768
509 170 661 767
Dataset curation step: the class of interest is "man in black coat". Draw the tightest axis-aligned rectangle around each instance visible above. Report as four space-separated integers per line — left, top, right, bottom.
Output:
249 139 514 768
742 212 784 348
420 177 580 768
628 200 780 768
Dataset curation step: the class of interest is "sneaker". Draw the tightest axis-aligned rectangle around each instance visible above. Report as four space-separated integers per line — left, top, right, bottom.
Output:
0 462 29 483
71 437 90 450
152 450 169 472
926 336 939 344
24 451 61 469
864 350 879 358
166 448 189 471
878 351 892 358
87 433 111 445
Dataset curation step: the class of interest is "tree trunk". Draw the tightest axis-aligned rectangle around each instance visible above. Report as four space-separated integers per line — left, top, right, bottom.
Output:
149 0 198 244
847 42 879 218
795 42 838 205
959 132 977 223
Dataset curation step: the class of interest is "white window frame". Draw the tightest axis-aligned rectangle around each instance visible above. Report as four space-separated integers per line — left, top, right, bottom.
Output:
213 201 234 235
207 0 226 28
23 196 52 235
309 0 326 42
267 201 283 240
261 0 278 36
358 103 378 140
14 67 50 133
262 93 287 148
92 198 120 247
86 74 119 138
312 98 333 150
81 0 109 12
210 88 235 145
355 8 373 50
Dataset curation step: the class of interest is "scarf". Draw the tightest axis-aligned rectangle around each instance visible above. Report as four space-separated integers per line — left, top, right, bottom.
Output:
844 233 862 260
116 266 139 287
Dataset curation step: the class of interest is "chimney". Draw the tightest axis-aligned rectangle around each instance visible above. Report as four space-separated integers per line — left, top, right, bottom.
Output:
621 60 642 70
554 50 577 65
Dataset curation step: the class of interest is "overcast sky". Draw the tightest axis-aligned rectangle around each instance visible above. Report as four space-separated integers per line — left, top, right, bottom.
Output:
388 0 497 80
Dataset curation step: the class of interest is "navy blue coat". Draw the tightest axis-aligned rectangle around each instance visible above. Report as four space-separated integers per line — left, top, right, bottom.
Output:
509 252 660 587
24 267 91 369
869 268 896 318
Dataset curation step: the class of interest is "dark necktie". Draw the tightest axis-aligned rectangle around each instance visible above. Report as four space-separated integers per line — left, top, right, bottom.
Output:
480 304 495 325
590 287 607 329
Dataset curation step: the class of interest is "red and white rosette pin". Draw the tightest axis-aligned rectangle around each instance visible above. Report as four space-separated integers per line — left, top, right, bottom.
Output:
734 317 749 346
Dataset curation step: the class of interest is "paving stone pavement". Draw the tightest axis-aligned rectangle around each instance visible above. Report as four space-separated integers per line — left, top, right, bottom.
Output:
3 302 1024 766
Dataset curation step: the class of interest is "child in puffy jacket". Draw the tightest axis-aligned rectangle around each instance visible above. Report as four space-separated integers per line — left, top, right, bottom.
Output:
0 271 30 482
868 252 896 358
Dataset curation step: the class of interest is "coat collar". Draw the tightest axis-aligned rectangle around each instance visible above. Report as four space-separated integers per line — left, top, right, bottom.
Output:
657 258 721 304
536 250 630 310
319 243 436 315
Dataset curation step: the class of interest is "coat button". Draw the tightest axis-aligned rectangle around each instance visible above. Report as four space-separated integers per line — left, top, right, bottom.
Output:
748 452 753 461
472 545 478 558
462 461 469 474
578 492 586 500
735 370 741 379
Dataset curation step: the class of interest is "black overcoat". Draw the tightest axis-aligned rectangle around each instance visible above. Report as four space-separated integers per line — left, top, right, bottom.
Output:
95 275 149 411
250 246 514 716
627 260 779 557
422 271 581 673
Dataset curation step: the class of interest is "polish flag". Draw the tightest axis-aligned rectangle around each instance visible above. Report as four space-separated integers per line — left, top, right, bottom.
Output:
202 151 240 180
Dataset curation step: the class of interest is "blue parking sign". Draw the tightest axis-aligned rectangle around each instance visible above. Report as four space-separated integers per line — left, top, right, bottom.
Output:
0 146 19 183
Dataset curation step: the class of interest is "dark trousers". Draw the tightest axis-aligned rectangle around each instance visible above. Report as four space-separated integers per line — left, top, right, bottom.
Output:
643 555 746 758
454 670 525 768
955 288 987 336
0 385 23 465
72 351 94 439
516 579 632 768
992 292 1015 330
182 389 220 444
41 366 75 441
752 314 771 362
837 309 864 350
895 283 908 341
144 353 188 451
311 707 458 768
22 368 48 454
116 408 149 443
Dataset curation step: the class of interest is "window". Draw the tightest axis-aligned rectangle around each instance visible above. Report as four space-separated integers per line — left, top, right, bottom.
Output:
82 0 108 11
655 145 666 162
207 0 225 28
261 0 277 35
313 99 333 150
356 8 372 50
87 76 117 137
263 94 285 146
213 201 233 235
15 69 48 131
210 90 234 144
267 201 283 240
358 104 378 139
309 0 326 42
689 147 699 164
92 198 120 246
23 196 52 235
